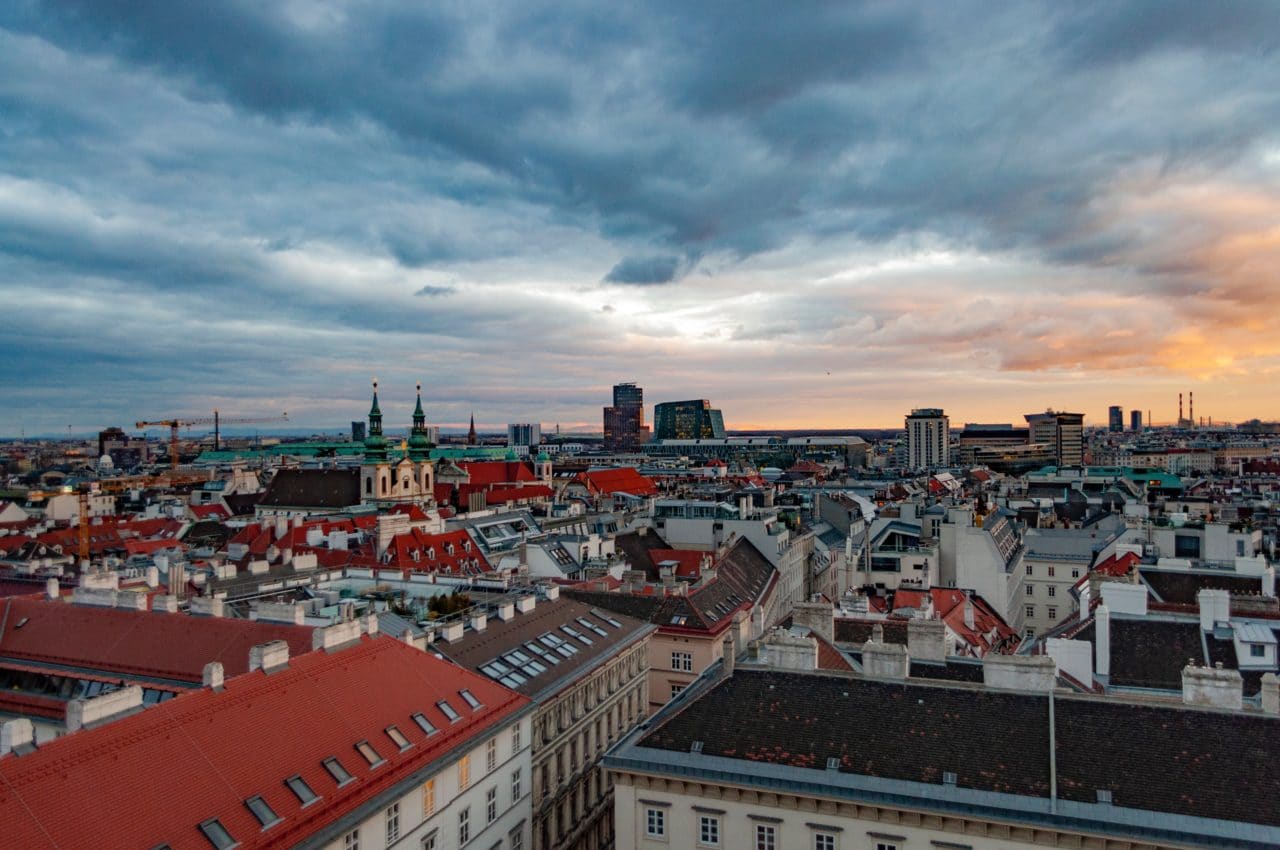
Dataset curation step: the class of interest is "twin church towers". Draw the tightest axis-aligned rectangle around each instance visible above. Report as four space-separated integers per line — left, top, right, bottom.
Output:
360 379 435 502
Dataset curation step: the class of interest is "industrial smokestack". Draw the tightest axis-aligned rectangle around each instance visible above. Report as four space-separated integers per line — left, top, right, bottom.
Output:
1189 392 1194 427
1179 393 1183 423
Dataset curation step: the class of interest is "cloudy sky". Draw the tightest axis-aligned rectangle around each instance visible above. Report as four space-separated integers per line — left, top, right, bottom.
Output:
2 1 1279 436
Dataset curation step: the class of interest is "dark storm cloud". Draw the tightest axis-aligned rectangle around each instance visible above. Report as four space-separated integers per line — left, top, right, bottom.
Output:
604 255 681 285
2 1 1280 431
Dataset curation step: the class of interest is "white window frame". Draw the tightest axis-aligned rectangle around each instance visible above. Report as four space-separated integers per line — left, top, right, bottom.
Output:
671 651 693 672
645 807 666 838
698 814 720 846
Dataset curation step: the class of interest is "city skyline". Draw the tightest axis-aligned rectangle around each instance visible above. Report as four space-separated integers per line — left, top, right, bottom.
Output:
3 4 1280 433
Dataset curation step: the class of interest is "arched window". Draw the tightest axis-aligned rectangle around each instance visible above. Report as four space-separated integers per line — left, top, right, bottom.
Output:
365 478 372 495
380 474 388 494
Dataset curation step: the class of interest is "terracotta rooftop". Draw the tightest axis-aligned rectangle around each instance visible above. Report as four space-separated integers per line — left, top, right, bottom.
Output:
0 597 314 684
0 636 528 849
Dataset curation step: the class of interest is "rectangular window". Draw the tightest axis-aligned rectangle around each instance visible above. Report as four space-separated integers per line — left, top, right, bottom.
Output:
1025 585 1034 596
343 828 359 850
459 806 470 845
875 844 897 850
511 767 522 801
509 826 524 850
386 725 412 751
421 830 438 850
355 740 384 768
671 683 684 698
645 808 666 837
814 835 836 850
413 712 438 736
1048 606 1057 620
1025 605 1035 618
755 824 776 850
1072 568 1080 578
438 700 461 722
198 819 237 850
671 651 692 672
698 815 720 845
244 796 279 829
422 779 435 817
323 757 353 786
285 775 319 806
459 754 471 789
487 786 497 823
1048 585 1056 597
512 723 522 751
487 737 497 772
460 689 483 709
1025 564 1033 576
386 802 400 844
1048 566 1056 577
1252 644 1266 657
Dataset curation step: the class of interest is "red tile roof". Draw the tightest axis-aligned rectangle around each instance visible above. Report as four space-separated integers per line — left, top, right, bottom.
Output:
648 549 710 580
188 504 230 521
572 468 658 498
382 528 492 576
485 484 554 505
0 598 314 684
0 636 528 850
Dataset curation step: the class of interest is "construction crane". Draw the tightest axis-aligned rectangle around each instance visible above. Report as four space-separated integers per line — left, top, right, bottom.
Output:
135 410 289 469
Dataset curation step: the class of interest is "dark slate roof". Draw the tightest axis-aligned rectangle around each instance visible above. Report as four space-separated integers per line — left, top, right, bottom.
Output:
1107 618 1204 690
833 617 908 646
908 659 985 683
638 669 1280 828
1140 569 1263 605
182 519 233 550
257 468 361 509
222 492 262 516
566 537 776 633
613 529 672 581
1205 637 1269 697
435 597 651 700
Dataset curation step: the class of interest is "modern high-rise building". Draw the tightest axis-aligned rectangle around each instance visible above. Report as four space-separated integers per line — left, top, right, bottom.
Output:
604 382 646 451
653 399 726 440
1108 405 1123 432
1130 410 1143 431
507 422 542 448
1025 411 1085 468
350 420 366 442
905 408 950 469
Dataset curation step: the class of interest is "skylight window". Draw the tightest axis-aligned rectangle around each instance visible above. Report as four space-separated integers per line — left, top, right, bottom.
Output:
562 625 593 645
593 610 623 628
285 775 319 806
198 818 237 849
355 740 385 768
244 796 281 829
460 689 482 709
438 700 461 722
386 725 412 751
323 757 354 786
577 617 609 637
412 712 438 735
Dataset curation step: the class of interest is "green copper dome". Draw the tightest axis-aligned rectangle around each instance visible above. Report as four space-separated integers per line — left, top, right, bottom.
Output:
407 381 432 461
363 378 388 461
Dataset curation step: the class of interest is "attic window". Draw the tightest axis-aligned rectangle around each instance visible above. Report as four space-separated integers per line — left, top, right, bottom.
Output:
942 771 957 786
593 610 623 629
690 740 704 754
460 689 482 709
438 700 461 722
322 757 354 786
355 740 385 768
1096 789 1113 805
198 818 238 849
244 796 281 829
285 775 319 806
826 758 840 770
412 712 438 736
386 725 412 751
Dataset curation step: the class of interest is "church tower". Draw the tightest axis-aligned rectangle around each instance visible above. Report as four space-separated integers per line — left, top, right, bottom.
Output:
467 412 477 446
361 378 392 501
407 382 435 500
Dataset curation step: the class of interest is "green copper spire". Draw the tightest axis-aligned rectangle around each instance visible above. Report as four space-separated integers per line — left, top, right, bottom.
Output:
408 380 432 461
364 377 388 461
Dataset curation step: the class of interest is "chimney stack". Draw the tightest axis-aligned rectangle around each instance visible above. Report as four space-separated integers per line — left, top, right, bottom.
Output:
1182 663 1243 711
202 662 224 691
0 718 35 756
722 633 735 676
45 577 59 600
248 640 290 674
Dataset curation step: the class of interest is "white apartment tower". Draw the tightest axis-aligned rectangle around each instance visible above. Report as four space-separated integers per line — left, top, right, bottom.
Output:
906 408 950 470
